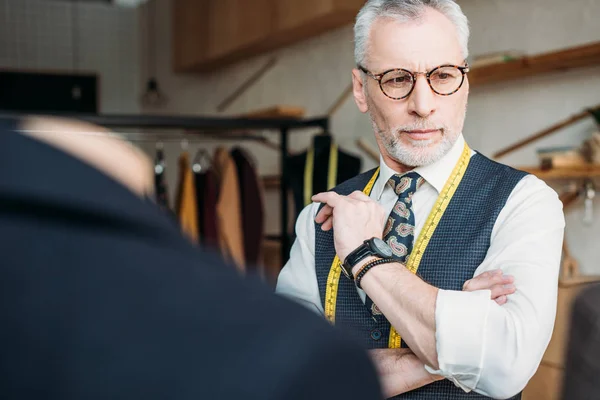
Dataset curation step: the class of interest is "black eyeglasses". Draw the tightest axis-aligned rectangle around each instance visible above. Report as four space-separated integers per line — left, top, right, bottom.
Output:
358 64 470 100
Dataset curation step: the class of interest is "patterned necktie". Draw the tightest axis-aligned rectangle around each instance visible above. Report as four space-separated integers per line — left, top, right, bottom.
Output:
383 171 425 263
365 171 424 318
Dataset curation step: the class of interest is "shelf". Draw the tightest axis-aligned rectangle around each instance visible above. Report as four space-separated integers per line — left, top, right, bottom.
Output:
173 0 365 73
559 275 600 288
469 41 600 87
241 106 305 120
518 165 600 180
0 110 326 131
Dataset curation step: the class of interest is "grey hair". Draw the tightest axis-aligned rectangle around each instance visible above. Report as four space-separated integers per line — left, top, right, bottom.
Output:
354 0 470 67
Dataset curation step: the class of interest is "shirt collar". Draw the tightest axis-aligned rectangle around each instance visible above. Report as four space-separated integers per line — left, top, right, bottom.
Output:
371 134 467 200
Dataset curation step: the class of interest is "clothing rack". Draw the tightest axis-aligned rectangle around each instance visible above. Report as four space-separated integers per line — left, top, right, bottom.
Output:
1 110 329 263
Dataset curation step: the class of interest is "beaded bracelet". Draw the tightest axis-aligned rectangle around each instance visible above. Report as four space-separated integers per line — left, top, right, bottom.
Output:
354 258 396 289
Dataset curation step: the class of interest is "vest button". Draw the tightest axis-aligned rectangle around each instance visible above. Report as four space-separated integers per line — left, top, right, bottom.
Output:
370 329 382 341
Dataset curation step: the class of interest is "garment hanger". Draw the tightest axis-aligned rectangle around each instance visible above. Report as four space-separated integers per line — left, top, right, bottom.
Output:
192 148 212 173
154 141 165 174
180 138 189 152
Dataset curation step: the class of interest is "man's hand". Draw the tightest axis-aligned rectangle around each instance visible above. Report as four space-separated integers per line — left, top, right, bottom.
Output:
369 349 442 398
312 191 386 262
370 270 515 397
463 269 516 305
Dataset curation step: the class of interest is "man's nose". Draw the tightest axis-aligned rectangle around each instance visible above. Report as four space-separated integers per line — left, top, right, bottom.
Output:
407 75 436 118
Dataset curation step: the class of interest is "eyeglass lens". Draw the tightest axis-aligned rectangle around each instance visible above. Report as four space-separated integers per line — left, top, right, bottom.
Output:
380 66 464 98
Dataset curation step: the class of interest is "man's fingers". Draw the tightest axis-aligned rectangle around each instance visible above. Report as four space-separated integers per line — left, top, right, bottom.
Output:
312 191 342 207
313 192 357 226
462 269 514 292
495 295 508 306
462 271 498 291
462 269 516 306
314 192 371 226
489 283 516 300
315 205 333 224
321 216 334 231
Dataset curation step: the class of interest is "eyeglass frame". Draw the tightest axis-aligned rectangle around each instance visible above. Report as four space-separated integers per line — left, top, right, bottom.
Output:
357 63 470 100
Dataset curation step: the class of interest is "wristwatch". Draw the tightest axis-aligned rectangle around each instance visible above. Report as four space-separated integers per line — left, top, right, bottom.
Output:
341 238 393 280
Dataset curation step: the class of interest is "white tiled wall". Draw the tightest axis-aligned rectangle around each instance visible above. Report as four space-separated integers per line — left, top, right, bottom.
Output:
0 0 140 113
140 0 600 274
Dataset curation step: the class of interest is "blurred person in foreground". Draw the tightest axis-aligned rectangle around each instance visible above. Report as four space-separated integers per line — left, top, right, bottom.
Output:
0 115 384 399
0 110 535 400
561 284 600 400
276 0 565 399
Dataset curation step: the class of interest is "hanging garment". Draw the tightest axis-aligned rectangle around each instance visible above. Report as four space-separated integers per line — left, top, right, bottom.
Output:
194 168 219 249
175 152 199 243
154 148 170 210
213 147 245 271
287 133 361 222
231 147 265 271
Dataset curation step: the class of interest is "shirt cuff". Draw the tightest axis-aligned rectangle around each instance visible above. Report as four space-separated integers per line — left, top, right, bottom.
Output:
424 289 492 392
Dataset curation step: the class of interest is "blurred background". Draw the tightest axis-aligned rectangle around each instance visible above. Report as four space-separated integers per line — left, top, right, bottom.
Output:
1 1 599 398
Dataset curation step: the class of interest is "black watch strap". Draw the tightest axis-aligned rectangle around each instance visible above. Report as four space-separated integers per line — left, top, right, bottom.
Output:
344 239 372 268
341 238 393 280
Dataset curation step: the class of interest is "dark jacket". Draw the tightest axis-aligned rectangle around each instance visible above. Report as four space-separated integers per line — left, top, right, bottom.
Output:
0 117 382 400
562 283 600 400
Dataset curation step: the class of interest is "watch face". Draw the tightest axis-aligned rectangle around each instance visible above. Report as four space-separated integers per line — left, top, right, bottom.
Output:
372 238 393 258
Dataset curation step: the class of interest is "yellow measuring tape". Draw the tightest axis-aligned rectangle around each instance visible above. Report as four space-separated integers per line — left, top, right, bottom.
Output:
324 143 471 349
324 167 380 323
304 143 339 206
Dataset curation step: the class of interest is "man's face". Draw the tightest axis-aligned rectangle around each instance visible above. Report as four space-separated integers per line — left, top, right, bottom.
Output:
352 8 469 168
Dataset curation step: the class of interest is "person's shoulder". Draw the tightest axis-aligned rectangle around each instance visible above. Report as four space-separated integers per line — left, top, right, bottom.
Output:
499 168 564 227
470 151 564 221
331 168 379 196
509 172 562 208
471 151 529 179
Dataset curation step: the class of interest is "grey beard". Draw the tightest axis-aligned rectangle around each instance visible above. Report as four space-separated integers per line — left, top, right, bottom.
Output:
371 119 459 167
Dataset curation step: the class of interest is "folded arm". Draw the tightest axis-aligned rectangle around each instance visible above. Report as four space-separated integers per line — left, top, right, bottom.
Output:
373 270 516 398
370 348 442 398
313 176 565 398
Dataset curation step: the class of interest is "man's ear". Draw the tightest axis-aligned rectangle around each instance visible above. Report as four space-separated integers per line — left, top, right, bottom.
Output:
352 69 369 113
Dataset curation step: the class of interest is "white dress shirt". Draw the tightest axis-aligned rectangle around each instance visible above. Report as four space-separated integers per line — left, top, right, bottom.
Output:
276 134 565 398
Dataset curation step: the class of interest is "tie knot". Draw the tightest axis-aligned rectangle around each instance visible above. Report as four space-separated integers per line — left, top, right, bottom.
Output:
387 171 424 199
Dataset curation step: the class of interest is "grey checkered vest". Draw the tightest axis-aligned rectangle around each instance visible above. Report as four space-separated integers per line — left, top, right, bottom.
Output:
315 153 527 399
